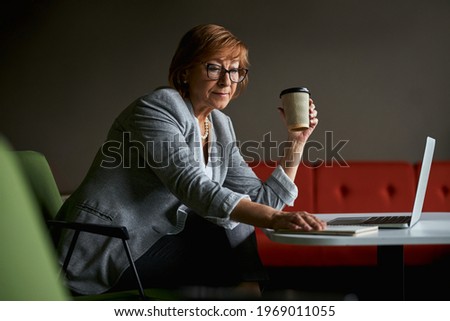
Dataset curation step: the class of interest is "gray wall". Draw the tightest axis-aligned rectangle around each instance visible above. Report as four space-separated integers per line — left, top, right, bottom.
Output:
1 0 449 194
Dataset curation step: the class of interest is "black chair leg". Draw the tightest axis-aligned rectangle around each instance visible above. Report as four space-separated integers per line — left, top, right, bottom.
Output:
122 239 146 300
60 230 80 278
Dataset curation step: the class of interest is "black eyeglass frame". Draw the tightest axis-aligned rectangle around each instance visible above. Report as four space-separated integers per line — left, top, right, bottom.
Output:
204 63 248 83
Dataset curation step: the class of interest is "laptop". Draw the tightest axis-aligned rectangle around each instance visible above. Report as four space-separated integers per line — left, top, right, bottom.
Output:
327 136 436 229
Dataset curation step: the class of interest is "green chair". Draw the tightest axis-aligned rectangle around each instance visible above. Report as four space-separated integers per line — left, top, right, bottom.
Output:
16 151 63 221
0 137 69 300
13 147 179 300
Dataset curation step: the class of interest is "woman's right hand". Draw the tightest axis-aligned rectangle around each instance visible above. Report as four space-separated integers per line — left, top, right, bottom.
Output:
270 211 327 231
230 199 326 231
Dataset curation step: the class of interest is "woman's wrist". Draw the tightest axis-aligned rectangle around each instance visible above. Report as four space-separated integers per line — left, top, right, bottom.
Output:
278 138 305 180
230 198 278 228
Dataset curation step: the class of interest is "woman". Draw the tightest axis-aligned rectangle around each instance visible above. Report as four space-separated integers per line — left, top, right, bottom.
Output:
55 24 325 296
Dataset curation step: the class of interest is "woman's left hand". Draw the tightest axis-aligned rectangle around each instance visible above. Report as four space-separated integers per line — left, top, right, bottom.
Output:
278 98 319 144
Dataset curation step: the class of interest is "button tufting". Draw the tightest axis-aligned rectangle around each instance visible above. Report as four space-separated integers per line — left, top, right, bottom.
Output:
442 185 449 197
386 184 396 198
340 185 350 198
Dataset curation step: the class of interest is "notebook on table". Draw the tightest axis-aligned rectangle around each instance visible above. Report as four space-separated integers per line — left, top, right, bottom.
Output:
276 225 378 236
327 136 435 229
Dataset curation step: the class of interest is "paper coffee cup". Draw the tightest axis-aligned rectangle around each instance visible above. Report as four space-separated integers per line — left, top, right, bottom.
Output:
280 87 311 131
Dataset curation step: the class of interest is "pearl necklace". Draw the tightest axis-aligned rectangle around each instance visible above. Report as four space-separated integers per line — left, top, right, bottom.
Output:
201 119 209 140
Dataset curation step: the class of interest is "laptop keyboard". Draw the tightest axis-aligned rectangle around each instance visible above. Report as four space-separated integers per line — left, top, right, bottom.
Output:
364 216 411 224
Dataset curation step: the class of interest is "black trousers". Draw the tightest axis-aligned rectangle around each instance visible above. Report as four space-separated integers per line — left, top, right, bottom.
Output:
110 213 267 292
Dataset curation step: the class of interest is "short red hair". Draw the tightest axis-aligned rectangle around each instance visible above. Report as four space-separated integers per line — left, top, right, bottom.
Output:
169 24 249 98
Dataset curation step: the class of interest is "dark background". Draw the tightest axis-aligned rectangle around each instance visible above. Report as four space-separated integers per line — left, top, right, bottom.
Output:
1 0 449 194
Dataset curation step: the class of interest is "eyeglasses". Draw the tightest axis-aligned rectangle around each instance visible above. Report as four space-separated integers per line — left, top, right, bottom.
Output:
205 63 248 83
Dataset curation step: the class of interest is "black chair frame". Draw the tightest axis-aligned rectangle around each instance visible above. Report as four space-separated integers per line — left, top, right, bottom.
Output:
49 220 146 300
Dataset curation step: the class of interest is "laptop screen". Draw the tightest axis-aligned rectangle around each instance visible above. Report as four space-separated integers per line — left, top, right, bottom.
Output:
410 136 435 227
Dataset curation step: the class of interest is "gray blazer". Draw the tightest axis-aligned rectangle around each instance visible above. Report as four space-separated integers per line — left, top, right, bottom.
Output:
56 87 298 294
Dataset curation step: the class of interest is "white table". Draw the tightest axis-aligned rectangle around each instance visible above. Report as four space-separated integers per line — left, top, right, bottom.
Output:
264 212 450 300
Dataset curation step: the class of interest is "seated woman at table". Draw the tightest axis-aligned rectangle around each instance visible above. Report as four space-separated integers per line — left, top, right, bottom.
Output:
54 23 325 296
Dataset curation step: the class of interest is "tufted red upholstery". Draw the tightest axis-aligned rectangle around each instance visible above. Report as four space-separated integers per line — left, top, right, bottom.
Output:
420 161 450 212
313 162 416 266
315 162 416 213
251 161 450 268
405 161 450 265
253 162 383 266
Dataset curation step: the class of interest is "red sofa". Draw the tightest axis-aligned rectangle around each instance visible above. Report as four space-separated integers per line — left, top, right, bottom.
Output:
251 161 450 268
